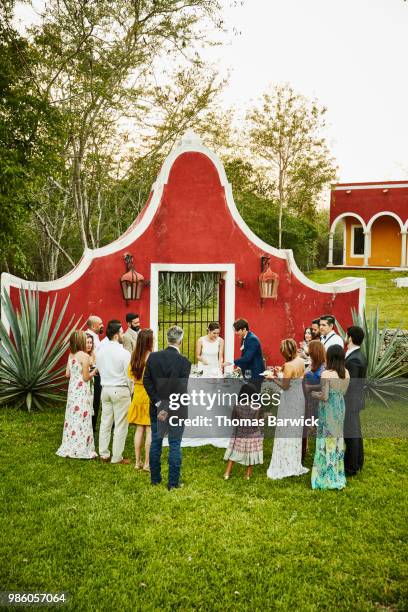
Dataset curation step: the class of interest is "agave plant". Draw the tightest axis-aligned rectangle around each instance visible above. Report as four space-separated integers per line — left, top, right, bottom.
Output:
159 272 219 314
0 288 80 411
336 309 408 405
349 307 408 405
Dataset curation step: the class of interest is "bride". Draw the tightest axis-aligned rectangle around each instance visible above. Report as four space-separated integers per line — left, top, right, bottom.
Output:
264 338 309 480
196 322 224 377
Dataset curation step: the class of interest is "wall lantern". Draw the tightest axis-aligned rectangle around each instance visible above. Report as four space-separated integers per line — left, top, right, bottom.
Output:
259 256 279 304
120 253 148 304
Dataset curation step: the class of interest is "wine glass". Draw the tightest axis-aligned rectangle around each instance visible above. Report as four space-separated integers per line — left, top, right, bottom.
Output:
266 365 275 379
244 369 252 381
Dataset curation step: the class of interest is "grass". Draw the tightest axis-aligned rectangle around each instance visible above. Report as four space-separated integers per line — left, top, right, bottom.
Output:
306 269 408 329
1 405 407 611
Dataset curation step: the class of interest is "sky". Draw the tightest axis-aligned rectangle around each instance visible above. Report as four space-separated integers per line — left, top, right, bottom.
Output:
14 0 408 183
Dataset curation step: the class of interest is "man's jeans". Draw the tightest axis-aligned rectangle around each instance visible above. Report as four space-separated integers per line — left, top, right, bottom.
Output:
150 412 184 488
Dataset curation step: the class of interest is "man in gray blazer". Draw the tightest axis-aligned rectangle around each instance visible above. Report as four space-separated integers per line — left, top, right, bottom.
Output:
122 312 140 354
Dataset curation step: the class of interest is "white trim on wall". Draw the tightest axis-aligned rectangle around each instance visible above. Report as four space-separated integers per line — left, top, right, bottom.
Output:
335 183 408 191
366 210 404 232
149 263 235 365
330 212 367 234
343 223 347 265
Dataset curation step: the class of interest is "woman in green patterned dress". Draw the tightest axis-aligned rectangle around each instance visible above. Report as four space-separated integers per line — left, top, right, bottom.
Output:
311 345 350 490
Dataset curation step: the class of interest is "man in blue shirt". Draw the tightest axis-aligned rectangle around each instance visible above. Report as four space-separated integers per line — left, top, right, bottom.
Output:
233 318 264 390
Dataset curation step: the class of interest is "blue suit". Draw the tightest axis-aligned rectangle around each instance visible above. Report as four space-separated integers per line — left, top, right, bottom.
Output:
234 331 264 386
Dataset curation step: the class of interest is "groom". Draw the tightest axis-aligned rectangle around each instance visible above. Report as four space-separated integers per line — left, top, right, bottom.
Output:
233 318 264 390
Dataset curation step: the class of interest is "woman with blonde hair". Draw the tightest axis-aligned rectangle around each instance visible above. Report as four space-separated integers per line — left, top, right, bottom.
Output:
264 338 308 480
128 329 153 471
56 330 97 459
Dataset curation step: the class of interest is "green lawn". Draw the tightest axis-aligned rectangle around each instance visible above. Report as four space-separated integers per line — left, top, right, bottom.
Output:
1 406 407 611
306 269 408 329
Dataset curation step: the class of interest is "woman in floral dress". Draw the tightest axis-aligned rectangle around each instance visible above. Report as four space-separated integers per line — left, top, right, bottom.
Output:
56 331 98 459
311 344 350 490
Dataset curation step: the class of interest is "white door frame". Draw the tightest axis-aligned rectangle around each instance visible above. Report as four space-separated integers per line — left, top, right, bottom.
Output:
149 263 235 364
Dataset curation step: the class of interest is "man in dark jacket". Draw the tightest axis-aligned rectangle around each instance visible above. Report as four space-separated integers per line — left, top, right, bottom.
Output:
143 326 191 490
344 325 367 476
233 319 264 390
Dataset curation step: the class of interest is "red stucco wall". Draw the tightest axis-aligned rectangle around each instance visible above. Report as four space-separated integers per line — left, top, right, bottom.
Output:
8 151 361 363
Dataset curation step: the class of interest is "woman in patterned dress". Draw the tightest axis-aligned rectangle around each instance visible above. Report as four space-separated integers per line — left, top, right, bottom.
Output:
223 383 264 480
56 331 97 459
311 344 350 490
128 329 153 471
265 339 308 480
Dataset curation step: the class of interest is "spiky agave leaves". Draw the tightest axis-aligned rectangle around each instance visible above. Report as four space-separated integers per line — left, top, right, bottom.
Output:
0 287 81 410
351 307 408 406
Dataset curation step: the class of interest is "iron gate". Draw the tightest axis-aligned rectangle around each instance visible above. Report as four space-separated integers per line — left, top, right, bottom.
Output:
158 271 222 362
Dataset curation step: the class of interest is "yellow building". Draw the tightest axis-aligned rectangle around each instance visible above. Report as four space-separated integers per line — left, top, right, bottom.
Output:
328 181 408 269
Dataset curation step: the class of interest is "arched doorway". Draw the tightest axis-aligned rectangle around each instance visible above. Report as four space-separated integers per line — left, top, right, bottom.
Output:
329 213 367 266
369 215 402 267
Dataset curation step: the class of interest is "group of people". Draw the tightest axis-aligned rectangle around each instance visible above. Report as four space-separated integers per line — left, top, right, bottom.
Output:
56 311 367 491
223 316 367 490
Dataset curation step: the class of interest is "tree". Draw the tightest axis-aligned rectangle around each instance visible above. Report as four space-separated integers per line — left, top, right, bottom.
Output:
247 84 336 248
27 0 224 252
0 5 65 274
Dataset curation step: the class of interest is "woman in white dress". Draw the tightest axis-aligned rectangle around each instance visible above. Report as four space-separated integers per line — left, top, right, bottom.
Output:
56 331 97 460
264 338 309 480
196 322 224 377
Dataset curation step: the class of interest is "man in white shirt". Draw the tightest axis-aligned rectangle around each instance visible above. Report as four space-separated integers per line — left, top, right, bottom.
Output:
96 320 132 464
319 315 344 350
86 315 104 432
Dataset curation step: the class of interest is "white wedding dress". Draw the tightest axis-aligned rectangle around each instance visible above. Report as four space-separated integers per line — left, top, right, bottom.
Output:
267 377 309 480
199 336 222 377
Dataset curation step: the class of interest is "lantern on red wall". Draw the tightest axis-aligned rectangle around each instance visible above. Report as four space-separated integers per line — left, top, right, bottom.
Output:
259 256 279 303
120 253 145 304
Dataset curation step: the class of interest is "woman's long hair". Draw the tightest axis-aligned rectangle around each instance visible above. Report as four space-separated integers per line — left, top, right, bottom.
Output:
280 338 297 362
326 345 346 379
308 340 326 372
130 329 154 380
70 330 87 354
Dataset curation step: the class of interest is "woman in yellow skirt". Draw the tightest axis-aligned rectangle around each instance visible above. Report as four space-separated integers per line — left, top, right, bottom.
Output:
128 329 153 471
